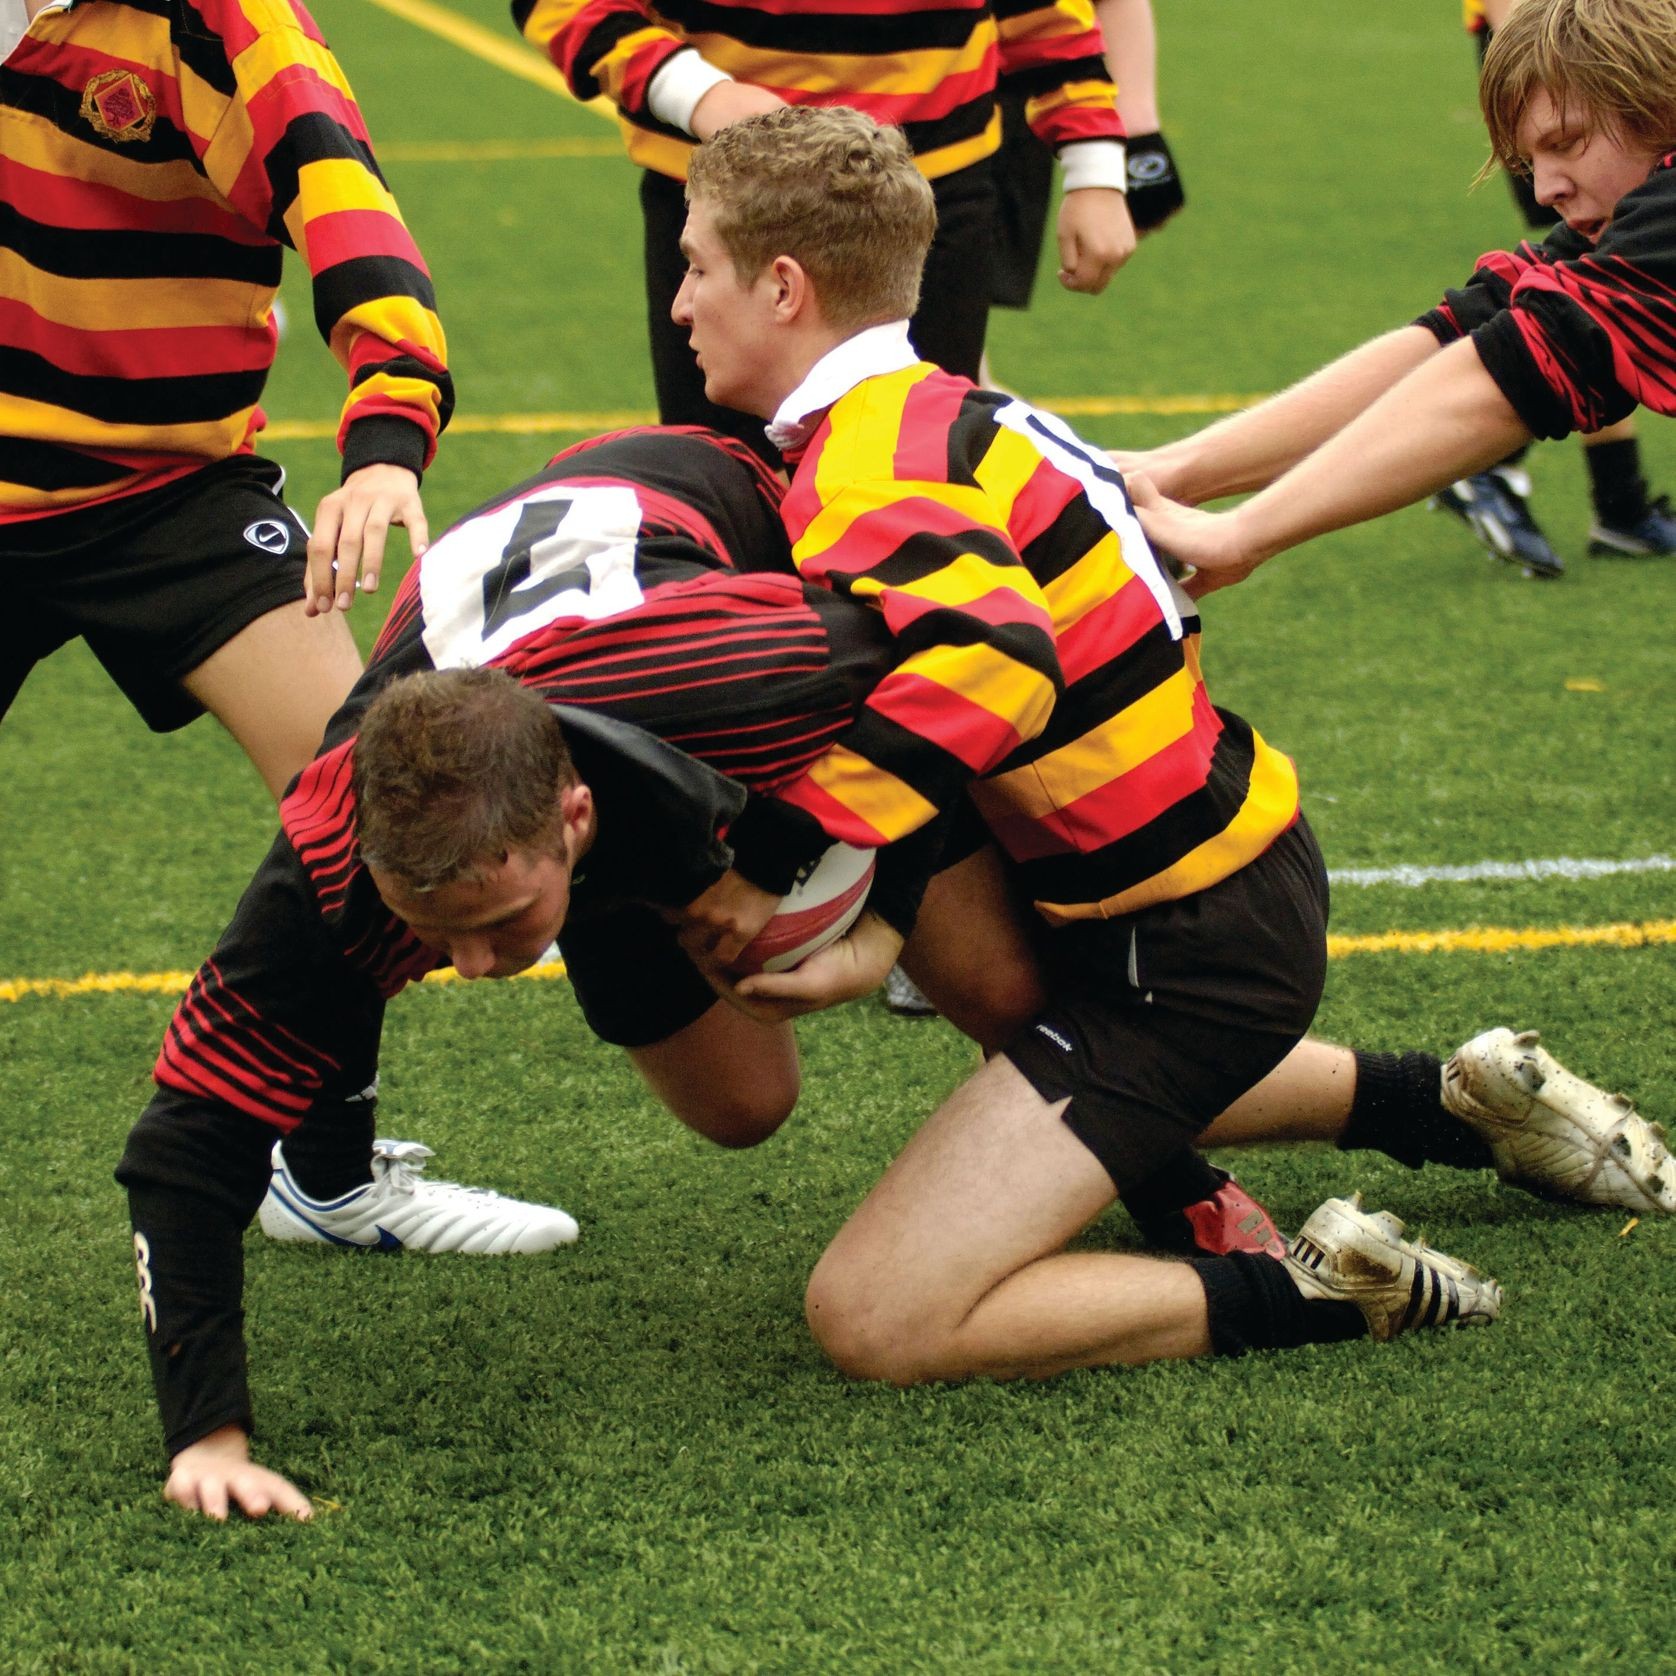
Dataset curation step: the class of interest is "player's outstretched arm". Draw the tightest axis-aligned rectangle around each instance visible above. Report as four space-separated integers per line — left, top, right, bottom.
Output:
165 1426 313 1523
306 464 428 616
1110 326 1444 505
1130 335 1534 594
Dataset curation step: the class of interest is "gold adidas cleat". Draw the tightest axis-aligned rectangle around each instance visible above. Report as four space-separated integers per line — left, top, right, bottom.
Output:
1284 1193 1502 1342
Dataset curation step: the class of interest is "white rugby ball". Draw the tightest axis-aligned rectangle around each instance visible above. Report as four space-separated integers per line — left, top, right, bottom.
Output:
734 842 877 975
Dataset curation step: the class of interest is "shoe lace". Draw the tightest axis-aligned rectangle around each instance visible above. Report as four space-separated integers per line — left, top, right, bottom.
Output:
370 1139 502 1202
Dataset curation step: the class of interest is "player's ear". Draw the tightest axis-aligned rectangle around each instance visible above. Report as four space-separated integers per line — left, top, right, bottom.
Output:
558 779 594 852
768 254 812 323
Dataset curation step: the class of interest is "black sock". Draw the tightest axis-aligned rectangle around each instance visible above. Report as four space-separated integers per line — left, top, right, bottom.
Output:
280 1111 378 1199
1584 438 1649 528
1339 1051 1492 1171
1191 1251 1366 1356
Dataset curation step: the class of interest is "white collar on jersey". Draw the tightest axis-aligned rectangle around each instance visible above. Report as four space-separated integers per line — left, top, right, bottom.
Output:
765 320 918 455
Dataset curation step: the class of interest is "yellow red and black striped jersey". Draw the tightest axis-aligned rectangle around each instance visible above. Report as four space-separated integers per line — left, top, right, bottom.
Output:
751 344 1300 924
0 0 453 521
516 0 1120 181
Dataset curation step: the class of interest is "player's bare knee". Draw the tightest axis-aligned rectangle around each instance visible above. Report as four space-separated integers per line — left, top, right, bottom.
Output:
804 1256 940 1384
672 1078 800 1147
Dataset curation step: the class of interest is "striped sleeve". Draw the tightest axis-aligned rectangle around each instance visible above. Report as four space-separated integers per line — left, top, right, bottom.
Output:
992 0 1120 150
774 470 1063 850
196 0 453 476
1414 227 1589 343
1464 161 1676 437
515 0 686 116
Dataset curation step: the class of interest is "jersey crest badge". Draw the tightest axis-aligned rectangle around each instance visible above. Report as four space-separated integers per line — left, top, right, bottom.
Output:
81 69 157 144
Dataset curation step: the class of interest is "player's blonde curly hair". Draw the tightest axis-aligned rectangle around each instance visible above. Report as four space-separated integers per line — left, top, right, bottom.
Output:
1480 0 1676 179
684 106 936 330
353 668 576 891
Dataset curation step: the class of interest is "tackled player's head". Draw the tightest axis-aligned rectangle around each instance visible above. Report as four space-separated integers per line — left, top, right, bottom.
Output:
354 670 590 980
684 106 936 332
354 668 576 892
1480 0 1676 180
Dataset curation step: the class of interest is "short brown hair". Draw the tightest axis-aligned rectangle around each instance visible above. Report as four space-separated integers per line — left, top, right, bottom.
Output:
1481 0 1676 177
352 668 576 891
685 106 937 331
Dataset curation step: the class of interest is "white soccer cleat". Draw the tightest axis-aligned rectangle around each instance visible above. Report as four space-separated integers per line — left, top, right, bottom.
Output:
259 1138 580 1254
1284 1193 1502 1342
1442 1028 1675 1215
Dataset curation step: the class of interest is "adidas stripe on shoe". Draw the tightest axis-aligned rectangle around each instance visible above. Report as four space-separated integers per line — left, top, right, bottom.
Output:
1283 1193 1502 1341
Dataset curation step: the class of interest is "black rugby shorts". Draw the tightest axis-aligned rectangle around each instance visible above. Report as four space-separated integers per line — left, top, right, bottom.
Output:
0 455 311 731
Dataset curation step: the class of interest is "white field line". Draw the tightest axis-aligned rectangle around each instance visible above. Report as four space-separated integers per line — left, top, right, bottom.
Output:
1330 854 1676 888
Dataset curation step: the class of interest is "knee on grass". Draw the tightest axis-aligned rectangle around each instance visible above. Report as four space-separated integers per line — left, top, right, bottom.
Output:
804 1255 962 1385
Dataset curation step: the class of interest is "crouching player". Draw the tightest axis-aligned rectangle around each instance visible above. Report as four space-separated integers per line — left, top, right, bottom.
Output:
660 106 1670 1394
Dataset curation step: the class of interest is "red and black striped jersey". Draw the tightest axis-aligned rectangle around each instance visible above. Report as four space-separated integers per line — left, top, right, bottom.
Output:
1416 155 1676 438
0 0 452 520
152 427 897 1118
745 358 1300 925
515 0 1119 181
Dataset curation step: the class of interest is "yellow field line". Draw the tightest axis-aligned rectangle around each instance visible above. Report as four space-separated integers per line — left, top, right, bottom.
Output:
1325 919 1676 957
6 921 1672 1006
359 0 614 118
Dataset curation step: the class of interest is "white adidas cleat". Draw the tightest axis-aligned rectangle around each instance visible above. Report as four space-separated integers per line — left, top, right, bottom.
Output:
259 1138 580 1254
1284 1193 1502 1342
1443 1028 1675 1215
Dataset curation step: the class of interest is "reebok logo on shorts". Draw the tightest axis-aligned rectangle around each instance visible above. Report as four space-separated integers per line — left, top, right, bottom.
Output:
244 519 292 554
1034 1024 1073 1053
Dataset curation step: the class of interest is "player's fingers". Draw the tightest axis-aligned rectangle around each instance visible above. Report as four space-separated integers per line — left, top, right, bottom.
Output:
271 1480 315 1521
198 1478 231 1522
355 507 393 601
235 1483 274 1520
403 496 430 563
306 500 345 613
332 513 366 611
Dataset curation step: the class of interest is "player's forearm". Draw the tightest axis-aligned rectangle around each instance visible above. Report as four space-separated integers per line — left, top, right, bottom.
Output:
119 1096 275 1455
1146 326 1443 503
1097 0 1159 132
1223 337 1532 563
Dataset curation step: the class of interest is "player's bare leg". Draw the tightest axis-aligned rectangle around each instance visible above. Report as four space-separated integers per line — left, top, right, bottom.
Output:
183 599 363 798
631 1001 802 1148
806 1054 1212 1383
1199 1039 1358 1145
806 1052 1503 1384
899 844 1046 1053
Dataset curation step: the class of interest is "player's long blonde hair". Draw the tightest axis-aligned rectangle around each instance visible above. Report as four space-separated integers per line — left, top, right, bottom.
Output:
685 106 936 331
1480 0 1676 177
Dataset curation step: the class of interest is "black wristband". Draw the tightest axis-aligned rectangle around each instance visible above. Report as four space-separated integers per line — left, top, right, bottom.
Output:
1125 132 1185 234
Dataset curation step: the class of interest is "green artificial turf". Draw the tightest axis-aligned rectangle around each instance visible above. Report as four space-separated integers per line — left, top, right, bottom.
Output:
1 1 1672 1668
